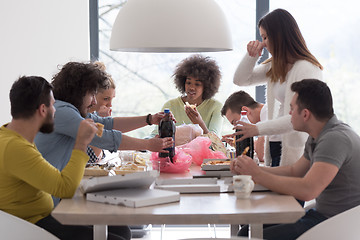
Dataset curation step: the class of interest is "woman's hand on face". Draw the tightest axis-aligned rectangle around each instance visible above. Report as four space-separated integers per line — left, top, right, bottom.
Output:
97 106 112 117
247 40 265 57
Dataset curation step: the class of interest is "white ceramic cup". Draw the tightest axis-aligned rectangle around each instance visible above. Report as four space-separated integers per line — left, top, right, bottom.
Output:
233 175 255 199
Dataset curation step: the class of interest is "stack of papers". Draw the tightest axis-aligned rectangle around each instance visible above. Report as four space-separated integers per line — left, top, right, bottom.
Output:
154 178 225 193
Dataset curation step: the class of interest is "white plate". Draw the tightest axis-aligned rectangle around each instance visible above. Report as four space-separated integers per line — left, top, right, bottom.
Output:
201 159 231 171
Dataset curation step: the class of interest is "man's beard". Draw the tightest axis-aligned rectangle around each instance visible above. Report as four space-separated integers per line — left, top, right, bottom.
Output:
80 104 94 118
39 112 54 133
80 109 88 118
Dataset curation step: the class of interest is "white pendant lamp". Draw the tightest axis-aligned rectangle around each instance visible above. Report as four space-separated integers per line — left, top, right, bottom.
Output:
110 0 233 52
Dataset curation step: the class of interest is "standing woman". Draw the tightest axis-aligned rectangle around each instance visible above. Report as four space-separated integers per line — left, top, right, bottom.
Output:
152 54 223 136
231 8 323 167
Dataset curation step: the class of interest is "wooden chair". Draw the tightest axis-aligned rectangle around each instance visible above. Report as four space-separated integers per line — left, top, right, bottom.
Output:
297 205 360 240
0 210 59 240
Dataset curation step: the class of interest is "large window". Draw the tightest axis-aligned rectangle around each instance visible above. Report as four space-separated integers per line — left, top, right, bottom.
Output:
270 0 360 134
98 0 256 138
98 0 360 137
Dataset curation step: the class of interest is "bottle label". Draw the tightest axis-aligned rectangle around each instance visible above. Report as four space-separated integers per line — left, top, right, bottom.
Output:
159 116 176 162
235 132 254 158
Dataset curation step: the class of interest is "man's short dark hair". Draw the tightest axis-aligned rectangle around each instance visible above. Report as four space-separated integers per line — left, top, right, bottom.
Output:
291 79 334 121
51 62 109 110
221 90 259 116
10 76 53 119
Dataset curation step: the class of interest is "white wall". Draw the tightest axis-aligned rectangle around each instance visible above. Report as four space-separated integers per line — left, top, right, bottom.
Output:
0 0 90 123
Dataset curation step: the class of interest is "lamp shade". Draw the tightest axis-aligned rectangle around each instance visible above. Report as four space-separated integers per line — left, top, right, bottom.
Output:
110 0 232 52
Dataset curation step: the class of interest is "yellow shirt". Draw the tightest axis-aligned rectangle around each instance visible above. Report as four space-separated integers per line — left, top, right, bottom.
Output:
0 124 88 223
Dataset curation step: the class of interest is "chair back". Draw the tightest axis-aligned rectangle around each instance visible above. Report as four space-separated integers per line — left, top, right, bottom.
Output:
297 205 360 240
0 210 59 240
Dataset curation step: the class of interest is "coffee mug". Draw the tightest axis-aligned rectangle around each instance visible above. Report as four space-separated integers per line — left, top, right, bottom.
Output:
233 175 254 199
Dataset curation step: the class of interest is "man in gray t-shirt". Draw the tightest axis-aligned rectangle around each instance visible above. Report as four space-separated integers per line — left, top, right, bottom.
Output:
304 115 360 218
231 79 360 239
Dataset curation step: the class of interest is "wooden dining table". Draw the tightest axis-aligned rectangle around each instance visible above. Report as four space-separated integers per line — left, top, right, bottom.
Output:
52 165 305 240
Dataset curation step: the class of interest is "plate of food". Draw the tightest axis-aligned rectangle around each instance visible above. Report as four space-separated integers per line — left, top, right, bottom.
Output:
84 164 111 176
113 162 147 175
201 159 231 171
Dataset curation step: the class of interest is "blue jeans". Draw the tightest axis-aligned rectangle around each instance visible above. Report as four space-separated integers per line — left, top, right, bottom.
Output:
238 209 328 240
269 141 281 167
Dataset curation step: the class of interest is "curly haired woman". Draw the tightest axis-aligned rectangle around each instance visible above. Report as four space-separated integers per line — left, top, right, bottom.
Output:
153 54 223 136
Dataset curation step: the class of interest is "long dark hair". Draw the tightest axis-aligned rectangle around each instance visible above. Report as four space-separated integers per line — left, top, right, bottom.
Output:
259 9 323 83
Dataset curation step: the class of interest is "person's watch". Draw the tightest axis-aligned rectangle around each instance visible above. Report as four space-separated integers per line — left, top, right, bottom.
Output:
146 114 152 125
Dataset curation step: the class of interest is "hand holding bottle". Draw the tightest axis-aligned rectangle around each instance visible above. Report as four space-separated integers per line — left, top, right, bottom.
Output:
150 111 177 125
233 120 259 142
234 111 254 158
147 136 174 153
222 120 259 142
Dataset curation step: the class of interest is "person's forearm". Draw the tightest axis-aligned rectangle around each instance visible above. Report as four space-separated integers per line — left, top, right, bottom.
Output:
256 115 293 136
234 54 268 86
198 121 209 134
254 170 314 201
89 145 103 160
255 137 265 162
260 156 309 178
53 150 88 198
73 139 88 152
260 164 293 176
112 116 148 133
117 135 148 150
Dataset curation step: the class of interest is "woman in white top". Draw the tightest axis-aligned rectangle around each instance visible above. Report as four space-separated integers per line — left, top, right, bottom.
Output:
230 8 323 166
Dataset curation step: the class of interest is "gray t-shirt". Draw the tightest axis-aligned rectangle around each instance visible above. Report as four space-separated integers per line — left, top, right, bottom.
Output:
304 115 360 218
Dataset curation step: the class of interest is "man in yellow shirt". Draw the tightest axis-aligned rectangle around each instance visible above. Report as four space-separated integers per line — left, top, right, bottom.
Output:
0 76 129 239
